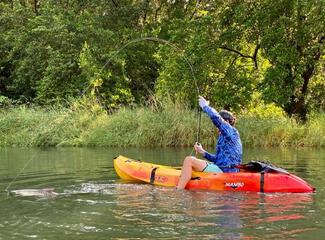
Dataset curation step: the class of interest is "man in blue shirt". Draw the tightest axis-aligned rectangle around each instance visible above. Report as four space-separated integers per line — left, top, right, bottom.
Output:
176 96 242 189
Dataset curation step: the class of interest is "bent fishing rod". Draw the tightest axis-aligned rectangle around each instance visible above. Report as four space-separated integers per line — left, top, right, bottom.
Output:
96 36 203 144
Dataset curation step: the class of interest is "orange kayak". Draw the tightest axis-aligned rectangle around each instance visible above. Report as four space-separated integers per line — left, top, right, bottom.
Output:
114 155 315 193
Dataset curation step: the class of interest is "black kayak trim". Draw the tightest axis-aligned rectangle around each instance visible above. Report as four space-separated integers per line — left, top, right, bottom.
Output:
260 172 265 193
150 167 158 184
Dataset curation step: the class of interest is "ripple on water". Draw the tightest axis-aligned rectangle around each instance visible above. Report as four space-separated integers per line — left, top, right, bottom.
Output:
1 147 324 240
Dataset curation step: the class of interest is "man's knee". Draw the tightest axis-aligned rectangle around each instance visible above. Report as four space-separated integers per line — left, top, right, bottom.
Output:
183 156 196 165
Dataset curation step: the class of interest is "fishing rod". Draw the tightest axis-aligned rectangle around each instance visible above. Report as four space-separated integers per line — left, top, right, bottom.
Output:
4 37 203 194
96 36 203 144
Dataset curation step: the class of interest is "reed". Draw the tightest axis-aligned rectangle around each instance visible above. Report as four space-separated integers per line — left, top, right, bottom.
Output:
237 109 325 147
0 102 324 147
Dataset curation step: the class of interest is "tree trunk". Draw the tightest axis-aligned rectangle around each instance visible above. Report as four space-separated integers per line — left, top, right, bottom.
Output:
33 0 39 15
285 64 314 122
0 82 6 94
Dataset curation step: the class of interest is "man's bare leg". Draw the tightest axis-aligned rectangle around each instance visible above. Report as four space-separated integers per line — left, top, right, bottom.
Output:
176 156 207 189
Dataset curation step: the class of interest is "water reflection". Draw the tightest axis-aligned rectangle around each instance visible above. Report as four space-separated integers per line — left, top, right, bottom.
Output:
110 181 316 239
1 180 317 239
0 147 324 239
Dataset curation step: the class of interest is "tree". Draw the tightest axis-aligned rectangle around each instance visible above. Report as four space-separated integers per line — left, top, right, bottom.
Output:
218 0 325 120
155 0 255 110
0 0 324 117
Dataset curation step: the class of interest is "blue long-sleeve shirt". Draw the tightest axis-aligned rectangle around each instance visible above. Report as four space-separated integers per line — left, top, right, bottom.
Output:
202 106 242 173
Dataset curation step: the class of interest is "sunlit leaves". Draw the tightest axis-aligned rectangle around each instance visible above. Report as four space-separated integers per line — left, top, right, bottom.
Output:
0 0 323 116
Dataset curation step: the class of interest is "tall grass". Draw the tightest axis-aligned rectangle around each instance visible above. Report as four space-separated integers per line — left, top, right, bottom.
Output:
237 115 325 147
238 105 325 147
0 101 324 147
70 100 216 147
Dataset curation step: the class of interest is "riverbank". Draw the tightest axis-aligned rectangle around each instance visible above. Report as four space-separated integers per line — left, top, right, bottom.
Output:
0 103 324 147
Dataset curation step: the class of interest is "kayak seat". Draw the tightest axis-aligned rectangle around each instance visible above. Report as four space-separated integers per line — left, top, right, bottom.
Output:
236 161 289 174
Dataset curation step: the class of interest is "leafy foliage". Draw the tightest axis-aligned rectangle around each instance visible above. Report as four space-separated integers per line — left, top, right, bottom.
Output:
0 0 324 120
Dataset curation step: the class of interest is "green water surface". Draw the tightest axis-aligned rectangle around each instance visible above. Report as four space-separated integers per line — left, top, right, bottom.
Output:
0 147 324 239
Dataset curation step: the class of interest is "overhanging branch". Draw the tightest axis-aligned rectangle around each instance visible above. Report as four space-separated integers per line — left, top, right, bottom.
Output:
218 44 260 69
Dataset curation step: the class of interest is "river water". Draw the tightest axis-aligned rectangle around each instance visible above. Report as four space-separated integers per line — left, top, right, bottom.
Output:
0 147 324 239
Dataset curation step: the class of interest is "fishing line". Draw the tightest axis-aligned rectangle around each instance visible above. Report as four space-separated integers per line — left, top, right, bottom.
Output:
87 36 203 144
5 154 37 195
4 38 202 194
